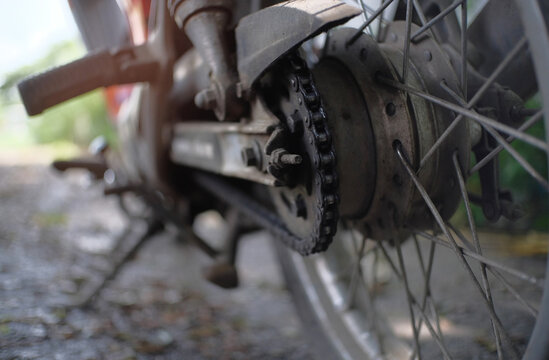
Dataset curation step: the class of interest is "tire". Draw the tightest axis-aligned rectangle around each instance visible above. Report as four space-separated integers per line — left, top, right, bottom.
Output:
276 1 549 359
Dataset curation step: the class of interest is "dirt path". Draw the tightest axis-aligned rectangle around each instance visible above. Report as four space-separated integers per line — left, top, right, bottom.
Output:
0 165 313 360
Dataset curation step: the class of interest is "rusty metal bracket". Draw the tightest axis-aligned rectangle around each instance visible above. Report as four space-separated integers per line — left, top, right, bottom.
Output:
235 0 362 91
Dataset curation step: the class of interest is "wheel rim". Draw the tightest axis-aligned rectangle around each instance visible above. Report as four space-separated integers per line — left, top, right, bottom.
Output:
284 1 549 359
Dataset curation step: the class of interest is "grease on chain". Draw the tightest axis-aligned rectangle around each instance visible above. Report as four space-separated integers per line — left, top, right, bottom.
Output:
276 53 340 254
197 53 339 256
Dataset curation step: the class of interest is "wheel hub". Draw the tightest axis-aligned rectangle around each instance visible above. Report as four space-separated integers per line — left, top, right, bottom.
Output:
313 24 470 240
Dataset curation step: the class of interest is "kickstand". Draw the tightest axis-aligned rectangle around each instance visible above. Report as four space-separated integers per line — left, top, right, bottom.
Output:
203 207 242 289
68 218 164 308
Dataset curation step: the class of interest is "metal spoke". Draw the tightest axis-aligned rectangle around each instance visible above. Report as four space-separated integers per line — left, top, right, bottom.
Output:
359 0 391 28
411 0 428 25
347 0 395 46
488 266 539 318
358 0 377 15
460 0 467 99
358 0 376 37
411 0 462 41
379 75 548 153
370 245 381 299
402 0 414 83
322 30 332 58
469 110 545 174
413 237 443 338
358 0 390 22
394 236 422 359
343 224 379 311
453 152 503 359
395 142 520 359
440 79 467 106
412 0 441 44
409 238 446 360
377 240 402 277
480 123 549 191
414 37 529 168
377 241 454 359
375 0 385 42
358 0 375 37
449 226 539 318
415 230 544 288
343 234 367 310
447 224 475 252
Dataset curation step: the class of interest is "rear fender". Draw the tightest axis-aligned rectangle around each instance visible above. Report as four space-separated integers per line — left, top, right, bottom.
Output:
235 0 361 90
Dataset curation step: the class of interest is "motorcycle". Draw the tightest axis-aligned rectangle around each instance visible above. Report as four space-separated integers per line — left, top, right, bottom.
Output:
17 0 549 358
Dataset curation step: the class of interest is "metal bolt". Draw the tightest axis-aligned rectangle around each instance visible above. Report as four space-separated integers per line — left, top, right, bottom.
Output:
385 102 396 116
194 88 217 110
241 147 258 167
270 149 302 169
236 82 246 99
295 195 307 218
289 76 298 91
287 113 303 134
280 154 302 165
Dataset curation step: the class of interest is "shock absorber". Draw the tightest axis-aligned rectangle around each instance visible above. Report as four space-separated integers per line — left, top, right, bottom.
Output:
171 0 245 121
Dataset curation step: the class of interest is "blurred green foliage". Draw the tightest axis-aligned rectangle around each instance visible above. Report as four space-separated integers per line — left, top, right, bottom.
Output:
453 96 548 232
27 90 116 146
0 40 116 148
498 97 548 231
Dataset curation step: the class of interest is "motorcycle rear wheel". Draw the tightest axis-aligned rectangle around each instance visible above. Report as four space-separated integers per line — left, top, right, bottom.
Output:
277 1 549 359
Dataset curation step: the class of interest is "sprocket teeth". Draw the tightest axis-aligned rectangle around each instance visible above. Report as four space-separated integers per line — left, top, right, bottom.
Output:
269 52 340 255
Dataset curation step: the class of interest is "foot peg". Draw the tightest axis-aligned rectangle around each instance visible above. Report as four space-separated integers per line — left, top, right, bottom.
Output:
52 158 108 179
18 44 158 116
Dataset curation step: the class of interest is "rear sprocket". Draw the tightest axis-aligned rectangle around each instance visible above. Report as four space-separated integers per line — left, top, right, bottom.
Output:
261 53 339 255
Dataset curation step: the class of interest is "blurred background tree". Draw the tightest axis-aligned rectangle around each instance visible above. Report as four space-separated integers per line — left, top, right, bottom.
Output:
451 95 549 232
0 39 116 152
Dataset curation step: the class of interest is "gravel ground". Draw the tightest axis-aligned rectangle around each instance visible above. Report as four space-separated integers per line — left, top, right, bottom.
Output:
1 163 547 360
0 164 313 360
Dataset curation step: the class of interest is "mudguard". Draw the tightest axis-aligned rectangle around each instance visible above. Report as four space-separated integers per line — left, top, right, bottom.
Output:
235 0 362 90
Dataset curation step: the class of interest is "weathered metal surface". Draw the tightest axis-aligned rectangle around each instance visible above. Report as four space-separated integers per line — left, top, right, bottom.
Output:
173 0 245 121
316 23 466 240
267 53 339 254
381 21 468 231
170 99 278 186
312 58 376 219
319 27 417 241
170 49 210 106
235 0 361 90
